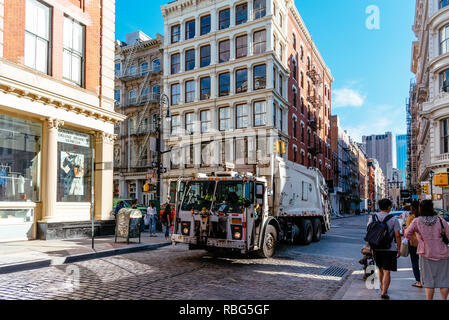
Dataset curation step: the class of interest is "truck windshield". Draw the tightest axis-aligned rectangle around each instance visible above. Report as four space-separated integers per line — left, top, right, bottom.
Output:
212 181 245 213
181 181 216 211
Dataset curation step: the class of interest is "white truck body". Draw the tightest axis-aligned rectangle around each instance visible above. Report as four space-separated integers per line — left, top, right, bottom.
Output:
171 157 331 257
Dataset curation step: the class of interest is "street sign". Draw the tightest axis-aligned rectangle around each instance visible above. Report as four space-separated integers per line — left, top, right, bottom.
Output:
411 195 419 199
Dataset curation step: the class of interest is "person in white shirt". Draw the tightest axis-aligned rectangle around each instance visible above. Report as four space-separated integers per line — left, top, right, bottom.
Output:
146 202 157 237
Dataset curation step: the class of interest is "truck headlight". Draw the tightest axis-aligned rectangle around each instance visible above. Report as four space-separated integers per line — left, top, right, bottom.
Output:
181 221 191 235
231 225 243 240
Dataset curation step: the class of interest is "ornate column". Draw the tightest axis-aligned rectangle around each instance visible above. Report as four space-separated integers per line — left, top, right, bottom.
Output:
41 118 64 222
94 132 116 220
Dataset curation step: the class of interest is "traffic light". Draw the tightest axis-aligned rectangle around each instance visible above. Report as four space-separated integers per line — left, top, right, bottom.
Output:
435 173 449 187
423 184 429 194
143 182 151 192
280 141 286 154
273 141 279 154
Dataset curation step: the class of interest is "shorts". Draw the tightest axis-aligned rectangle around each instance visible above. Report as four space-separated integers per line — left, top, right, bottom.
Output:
373 250 397 271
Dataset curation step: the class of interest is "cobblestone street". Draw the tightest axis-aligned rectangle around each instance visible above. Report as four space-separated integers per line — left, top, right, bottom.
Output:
0 226 358 300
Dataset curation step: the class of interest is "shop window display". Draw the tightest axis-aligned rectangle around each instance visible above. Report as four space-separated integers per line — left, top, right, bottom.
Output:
57 128 93 202
0 114 41 202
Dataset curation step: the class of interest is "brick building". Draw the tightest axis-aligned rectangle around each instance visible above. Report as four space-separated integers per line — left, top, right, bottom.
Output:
0 0 125 241
286 4 333 181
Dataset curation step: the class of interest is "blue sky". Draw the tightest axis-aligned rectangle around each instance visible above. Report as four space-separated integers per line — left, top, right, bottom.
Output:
116 0 416 144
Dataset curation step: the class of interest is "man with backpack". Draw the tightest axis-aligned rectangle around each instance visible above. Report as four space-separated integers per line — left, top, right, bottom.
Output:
365 198 402 300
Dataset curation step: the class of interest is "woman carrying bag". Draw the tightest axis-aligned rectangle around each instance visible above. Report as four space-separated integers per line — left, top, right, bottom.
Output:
405 201 422 288
404 200 449 300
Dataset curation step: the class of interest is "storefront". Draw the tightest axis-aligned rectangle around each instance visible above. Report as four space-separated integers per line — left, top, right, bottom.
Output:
0 114 42 241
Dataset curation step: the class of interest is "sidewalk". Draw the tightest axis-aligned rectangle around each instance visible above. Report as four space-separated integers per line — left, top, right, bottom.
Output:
0 231 171 274
334 256 439 300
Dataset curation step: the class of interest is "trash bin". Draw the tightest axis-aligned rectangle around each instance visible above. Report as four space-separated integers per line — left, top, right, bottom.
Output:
115 208 143 244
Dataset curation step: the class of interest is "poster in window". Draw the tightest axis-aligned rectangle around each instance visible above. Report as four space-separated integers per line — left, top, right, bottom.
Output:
60 151 85 196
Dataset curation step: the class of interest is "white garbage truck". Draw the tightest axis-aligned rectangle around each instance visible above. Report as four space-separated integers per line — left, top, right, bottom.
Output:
170 156 332 257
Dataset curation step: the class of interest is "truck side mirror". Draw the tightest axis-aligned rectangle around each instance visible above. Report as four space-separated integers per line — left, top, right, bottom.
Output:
243 199 251 208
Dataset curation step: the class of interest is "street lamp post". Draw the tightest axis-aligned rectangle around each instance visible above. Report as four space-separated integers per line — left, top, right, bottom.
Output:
156 93 171 206
429 169 435 201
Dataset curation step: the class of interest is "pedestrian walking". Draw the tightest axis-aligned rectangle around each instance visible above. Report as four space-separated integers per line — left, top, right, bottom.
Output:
114 201 125 217
404 200 449 300
406 200 422 288
162 198 172 241
146 201 157 237
131 199 138 209
366 198 402 300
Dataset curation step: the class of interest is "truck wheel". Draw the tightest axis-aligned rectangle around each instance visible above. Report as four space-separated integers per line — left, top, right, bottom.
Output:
312 218 322 242
258 225 277 258
299 219 313 245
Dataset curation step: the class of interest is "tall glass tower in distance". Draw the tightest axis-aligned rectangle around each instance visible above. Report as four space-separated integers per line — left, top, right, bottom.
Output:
396 134 408 184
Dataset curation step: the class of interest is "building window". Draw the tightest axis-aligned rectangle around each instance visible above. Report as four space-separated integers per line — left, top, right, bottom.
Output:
236 68 248 93
219 107 231 131
301 97 304 114
219 73 230 96
171 83 180 105
200 15 211 35
300 46 304 61
115 63 121 77
185 20 195 40
171 53 180 74
201 110 211 133
441 118 449 153
200 110 210 133
185 80 195 103
301 151 305 164
293 145 298 163
219 40 230 63
114 89 121 103
254 64 266 90
152 59 161 72
440 0 449 9
254 101 266 127
128 90 136 105
171 115 181 135
273 35 277 53
185 113 195 134
236 35 248 58
236 104 249 129
129 65 137 76
152 85 161 95
441 25 449 55
277 108 283 131
300 71 304 88
440 69 449 92
292 59 297 80
219 8 230 30
57 128 93 202
236 3 248 25
200 45 211 67
63 16 85 86
200 77 211 100
25 0 51 74
140 62 148 76
253 30 266 54
279 12 283 28
171 24 180 43
293 117 297 138
293 87 297 108
279 74 283 96
292 33 297 51
185 49 195 71
254 0 266 19
0 114 42 203
301 124 305 142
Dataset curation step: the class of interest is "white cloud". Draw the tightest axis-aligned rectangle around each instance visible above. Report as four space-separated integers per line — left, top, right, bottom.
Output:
332 88 366 108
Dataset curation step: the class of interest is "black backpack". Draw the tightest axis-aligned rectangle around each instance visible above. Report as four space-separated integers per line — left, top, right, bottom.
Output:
365 214 394 250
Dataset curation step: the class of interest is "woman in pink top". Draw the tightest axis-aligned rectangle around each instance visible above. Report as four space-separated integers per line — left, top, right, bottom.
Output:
404 200 449 300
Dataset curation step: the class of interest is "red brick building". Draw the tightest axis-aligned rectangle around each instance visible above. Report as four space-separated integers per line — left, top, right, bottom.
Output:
286 4 333 181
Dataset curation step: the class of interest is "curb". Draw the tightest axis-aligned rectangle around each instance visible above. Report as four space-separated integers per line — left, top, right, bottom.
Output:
332 271 358 300
333 213 370 220
0 241 171 275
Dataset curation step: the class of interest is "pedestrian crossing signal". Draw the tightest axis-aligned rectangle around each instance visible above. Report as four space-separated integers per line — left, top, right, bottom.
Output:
434 173 449 187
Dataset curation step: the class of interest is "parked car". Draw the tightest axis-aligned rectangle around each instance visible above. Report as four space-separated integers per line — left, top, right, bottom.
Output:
435 208 449 223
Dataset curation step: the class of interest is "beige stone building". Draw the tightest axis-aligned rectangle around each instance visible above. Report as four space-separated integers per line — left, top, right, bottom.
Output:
0 0 125 241
113 31 164 206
